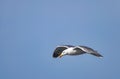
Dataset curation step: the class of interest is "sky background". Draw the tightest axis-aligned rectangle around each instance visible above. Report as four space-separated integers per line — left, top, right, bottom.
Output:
0 0 120 79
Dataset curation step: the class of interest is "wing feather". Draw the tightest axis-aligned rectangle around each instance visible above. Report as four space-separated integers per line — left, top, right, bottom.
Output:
53 46 68 58
76 46 103 57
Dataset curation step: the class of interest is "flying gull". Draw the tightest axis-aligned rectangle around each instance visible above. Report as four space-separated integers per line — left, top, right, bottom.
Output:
53 45 103 58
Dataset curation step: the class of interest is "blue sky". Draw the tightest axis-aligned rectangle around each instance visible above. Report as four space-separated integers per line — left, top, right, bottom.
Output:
0 0 120 79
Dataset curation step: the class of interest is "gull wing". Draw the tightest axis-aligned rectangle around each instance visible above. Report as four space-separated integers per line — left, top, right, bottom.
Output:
76 46 103 57
53 45 70 58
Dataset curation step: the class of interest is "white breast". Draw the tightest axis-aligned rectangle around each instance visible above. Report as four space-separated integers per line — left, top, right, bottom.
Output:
64 48 77 55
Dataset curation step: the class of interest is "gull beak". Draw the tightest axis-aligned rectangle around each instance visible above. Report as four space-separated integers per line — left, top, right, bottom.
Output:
59 53 63 58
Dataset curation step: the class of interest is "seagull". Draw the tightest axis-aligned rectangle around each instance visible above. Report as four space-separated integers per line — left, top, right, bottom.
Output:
53 45 103 58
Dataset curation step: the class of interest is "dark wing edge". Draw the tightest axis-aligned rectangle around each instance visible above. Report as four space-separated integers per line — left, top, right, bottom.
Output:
76 46 103 57
53 46 68 58
90 52 103 57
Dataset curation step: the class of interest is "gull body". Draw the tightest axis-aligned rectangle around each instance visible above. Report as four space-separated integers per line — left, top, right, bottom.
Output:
53 45 103 58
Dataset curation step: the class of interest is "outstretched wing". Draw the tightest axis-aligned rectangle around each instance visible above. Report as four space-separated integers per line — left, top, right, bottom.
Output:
76 46 103 57
53 46 69 58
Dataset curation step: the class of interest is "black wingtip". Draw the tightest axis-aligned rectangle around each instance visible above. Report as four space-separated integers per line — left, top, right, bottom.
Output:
52 52 61 58
53 46 68 58
90 53 103 58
